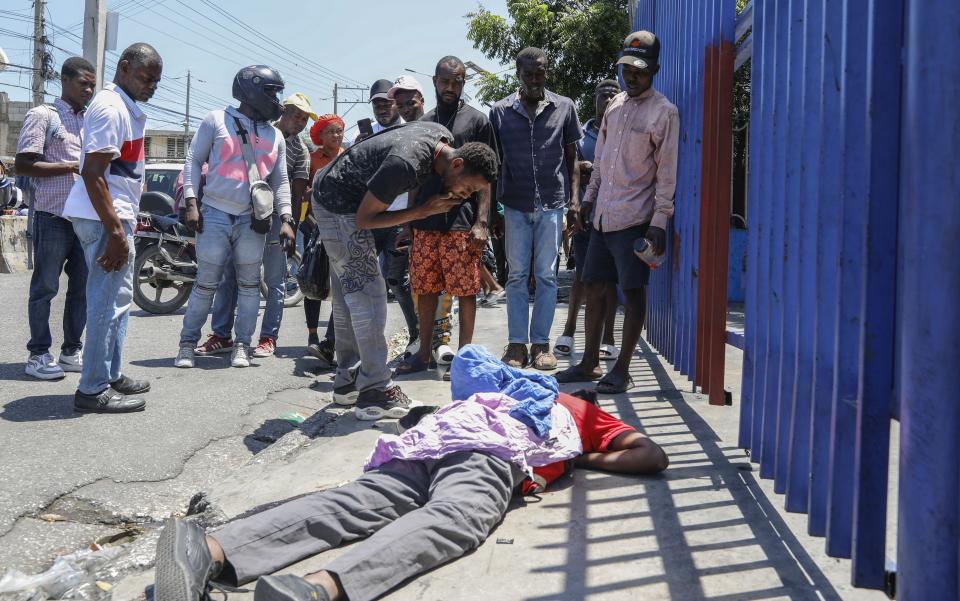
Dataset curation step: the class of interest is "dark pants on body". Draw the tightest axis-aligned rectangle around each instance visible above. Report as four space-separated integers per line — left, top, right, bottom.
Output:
303 297 336 341
27 211 88 355
211 452 519 601
372 226 418 341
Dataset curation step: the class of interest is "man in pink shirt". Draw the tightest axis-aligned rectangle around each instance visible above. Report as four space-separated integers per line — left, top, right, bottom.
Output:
556 31 680 394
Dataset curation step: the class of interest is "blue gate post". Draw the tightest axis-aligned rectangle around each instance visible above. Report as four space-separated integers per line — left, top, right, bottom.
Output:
849 0 903 588
759 0 789 481
748 0 773 458
773 0 804 496
896 0 960 597
784 0 825 515
827 0 873 559
738 0 765 451
807 0 844 538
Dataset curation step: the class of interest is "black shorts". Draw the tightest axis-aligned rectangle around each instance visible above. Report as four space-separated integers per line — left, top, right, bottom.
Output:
571 228 592 276
581 222 651 290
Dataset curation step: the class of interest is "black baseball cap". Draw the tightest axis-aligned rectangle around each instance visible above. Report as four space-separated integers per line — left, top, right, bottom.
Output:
617 31 660 69
370 79 393 101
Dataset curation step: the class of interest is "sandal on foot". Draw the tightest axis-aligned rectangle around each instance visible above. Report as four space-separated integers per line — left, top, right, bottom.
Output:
393 355 431 377
599 344 620 361
596 373 635 394
554 365 602 383
554 335 574 357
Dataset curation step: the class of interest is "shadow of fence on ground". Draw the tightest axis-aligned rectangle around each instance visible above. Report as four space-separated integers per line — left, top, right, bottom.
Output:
541 336 842 601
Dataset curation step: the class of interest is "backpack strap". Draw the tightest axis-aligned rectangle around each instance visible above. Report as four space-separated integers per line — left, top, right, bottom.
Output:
42 105 61 152
231 115 263 185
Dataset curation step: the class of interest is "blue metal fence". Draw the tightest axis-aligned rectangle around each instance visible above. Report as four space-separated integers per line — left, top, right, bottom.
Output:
634 0 960 597
634 0 736 407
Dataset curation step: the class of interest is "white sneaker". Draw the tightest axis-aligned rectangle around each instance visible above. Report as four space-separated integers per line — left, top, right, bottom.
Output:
433 344 455 366
25 353 65 380
231 343 251 368
58 350 83 373
174 346 195 369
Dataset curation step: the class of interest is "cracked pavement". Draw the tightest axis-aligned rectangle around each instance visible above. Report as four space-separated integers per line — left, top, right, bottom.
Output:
0 271 406 573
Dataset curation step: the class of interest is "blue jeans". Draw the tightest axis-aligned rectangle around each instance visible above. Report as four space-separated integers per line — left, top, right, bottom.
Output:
71 218 135 395
179 206 266 347
27 211 88 355
504 206 564 345
314 204 392 394
211 215 285 342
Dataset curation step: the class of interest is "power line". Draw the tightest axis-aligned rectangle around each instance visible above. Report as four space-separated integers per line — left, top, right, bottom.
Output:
196 0 363 87
0 61 39 72
129 0 341 92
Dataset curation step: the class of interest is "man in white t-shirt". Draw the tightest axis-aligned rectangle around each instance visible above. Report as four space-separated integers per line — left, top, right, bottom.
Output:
61 43 162 414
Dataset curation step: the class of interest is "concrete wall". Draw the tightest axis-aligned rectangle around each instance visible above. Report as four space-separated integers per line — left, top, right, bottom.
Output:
0 215 30 274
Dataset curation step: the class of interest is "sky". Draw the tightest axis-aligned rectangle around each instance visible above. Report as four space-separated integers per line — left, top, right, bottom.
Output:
0 0 511 135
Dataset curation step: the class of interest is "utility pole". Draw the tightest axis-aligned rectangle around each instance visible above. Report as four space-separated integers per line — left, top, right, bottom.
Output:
82 0 107 90
31 0 46 105
184 70 191 137
331 85 369 120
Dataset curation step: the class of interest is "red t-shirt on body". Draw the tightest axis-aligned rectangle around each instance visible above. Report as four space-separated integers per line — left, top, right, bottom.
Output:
524 393 636 494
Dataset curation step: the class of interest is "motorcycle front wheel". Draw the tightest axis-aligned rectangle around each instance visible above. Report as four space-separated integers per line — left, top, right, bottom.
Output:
261 251 304 308
133 245 193 314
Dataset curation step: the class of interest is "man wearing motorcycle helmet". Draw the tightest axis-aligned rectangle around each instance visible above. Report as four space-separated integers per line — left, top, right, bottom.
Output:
202 93 317 361
175 65 296 370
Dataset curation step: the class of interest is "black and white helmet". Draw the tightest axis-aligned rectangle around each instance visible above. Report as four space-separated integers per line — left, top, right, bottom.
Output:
232 65 285 122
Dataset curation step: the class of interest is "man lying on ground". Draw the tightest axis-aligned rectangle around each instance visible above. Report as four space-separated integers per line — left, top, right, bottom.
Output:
154 348 668 601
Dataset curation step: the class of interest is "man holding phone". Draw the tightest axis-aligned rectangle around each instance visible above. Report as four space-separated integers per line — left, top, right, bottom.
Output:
356 79 401 142
555 32 679 394
310 121 499 420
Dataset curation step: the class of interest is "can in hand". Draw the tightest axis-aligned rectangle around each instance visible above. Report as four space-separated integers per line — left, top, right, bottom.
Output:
633 237 665 269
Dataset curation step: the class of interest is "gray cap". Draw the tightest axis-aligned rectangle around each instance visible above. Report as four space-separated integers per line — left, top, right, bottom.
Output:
370 79 393 101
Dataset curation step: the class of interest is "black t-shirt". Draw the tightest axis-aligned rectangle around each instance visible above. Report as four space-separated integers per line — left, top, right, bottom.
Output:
412 102 497 232
313 121 452 215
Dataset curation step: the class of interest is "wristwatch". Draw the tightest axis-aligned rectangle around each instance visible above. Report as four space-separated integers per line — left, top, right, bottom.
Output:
280 214 295 226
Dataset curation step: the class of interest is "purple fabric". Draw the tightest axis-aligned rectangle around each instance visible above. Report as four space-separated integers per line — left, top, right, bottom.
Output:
363 393 582 475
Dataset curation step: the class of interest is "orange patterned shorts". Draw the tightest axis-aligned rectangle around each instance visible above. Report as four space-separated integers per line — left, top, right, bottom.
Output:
409 229 481 296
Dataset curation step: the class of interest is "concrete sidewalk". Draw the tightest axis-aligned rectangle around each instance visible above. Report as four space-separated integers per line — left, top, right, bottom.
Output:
98 300 886 601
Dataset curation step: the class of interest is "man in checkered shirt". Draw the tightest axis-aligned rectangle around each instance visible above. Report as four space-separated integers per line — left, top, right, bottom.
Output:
15 57 97 381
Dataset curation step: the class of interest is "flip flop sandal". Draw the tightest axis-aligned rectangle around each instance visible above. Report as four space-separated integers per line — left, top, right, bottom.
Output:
599 344 620 361
554 365 603 383
481 290 506 307
393 355 432 377
434 344 456 366
554 335 574 357
596 373 635 394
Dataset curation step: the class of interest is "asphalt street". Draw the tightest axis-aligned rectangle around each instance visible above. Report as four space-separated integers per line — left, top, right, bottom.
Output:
0 270 408 571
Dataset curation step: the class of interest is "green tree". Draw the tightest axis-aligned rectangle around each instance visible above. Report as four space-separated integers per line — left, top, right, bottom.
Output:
466 0 631 119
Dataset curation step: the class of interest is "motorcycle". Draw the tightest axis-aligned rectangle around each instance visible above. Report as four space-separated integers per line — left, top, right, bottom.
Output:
132 213 304 315
133 213 196 314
